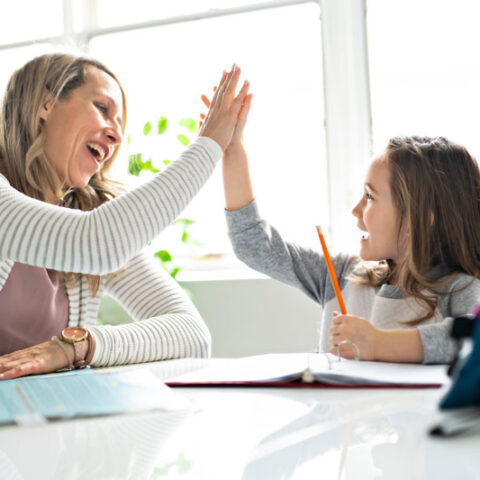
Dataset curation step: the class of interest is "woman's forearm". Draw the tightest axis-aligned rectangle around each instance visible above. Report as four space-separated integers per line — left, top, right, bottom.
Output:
0 138 221 275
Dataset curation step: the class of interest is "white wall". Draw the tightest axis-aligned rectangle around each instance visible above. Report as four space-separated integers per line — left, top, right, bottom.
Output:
181 278 321 357
99 278 322 358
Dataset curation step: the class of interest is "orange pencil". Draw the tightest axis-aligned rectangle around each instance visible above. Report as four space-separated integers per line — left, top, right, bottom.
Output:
316 225 347 314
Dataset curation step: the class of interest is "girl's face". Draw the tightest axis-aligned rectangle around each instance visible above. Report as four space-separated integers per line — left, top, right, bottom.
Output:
40 66 123 189
352 158 406 262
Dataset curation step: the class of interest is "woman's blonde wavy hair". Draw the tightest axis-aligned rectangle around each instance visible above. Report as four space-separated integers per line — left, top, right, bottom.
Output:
350 136 480 325
0 53 127 296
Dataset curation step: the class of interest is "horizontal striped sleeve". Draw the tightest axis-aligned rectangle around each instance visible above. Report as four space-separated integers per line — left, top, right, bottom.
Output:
88 251 211 367
0 136 222 274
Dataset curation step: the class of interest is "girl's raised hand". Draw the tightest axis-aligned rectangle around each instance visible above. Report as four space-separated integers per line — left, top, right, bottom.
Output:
198 64 250 152
328 312 380 361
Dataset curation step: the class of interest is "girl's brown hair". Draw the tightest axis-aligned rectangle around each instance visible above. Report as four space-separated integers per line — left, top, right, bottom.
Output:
0 53 128 295
352 136 480 324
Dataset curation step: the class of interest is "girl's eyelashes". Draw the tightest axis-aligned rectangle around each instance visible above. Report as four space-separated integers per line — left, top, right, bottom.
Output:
365 192 374 201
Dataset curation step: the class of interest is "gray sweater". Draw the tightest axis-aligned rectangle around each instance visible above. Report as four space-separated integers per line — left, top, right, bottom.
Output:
226 200 480 364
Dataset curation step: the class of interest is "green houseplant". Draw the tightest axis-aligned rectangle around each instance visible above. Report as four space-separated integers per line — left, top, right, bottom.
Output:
127 115 202 280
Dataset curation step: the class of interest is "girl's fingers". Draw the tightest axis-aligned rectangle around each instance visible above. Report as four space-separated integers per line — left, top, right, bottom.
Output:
331 315 342 325
235 93 252 130
329 325 340 336
201 95 211 108
229 79 250 118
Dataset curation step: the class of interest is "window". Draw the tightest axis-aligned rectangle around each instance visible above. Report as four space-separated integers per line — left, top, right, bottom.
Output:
89 2 326 263
367 0 480 157
0 0 370 275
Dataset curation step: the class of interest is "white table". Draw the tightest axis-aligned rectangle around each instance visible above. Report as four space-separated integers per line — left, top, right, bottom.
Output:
0 359 478 480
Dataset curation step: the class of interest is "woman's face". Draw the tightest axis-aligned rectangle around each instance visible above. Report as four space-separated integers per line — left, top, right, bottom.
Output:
351 158 406 262
40 66 124 189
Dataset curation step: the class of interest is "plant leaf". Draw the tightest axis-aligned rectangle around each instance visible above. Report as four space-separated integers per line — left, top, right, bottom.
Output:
143 159 160 173
127 153 143 176
163 159 171 166
173 218 195 227
176 134 189 146
181 232 188 243
143 121 152 135
170 267 180 279
154 250 172 263
157 116 167 135
179 118 198 133
188 238 204 246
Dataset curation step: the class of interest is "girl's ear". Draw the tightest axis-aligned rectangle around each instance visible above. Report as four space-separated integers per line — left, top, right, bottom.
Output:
39 90 54 121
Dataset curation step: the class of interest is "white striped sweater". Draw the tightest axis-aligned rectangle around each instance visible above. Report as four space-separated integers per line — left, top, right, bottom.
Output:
0 136 222 366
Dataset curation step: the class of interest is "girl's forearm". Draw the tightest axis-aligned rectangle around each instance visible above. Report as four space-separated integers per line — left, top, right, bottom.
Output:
222 145 254 211
374 328 424 363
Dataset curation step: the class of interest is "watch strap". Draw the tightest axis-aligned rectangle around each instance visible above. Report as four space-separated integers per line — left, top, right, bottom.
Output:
51 336 74 371
71 339 89 368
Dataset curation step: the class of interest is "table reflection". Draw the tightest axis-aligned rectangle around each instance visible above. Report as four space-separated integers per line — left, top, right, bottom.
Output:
0 407 190 480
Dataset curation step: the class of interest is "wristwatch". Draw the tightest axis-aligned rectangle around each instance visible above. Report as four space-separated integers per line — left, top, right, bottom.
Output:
61 327 89 369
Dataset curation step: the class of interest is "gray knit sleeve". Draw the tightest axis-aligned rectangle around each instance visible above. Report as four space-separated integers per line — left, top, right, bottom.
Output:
418 274 480 364
0 136 222 275
225 200 358 307
89 251 211 366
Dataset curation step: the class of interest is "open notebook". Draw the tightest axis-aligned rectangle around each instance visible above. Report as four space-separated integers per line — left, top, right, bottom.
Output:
165 353 449 388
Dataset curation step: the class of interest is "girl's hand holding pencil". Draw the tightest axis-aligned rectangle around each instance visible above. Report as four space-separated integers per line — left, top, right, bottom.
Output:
316 225 379 360
328 312 379 361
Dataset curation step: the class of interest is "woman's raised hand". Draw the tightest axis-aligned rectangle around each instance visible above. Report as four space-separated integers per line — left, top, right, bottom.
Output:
198 64 250 152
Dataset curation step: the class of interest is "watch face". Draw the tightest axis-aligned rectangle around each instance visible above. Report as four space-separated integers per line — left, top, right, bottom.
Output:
62 327 88 342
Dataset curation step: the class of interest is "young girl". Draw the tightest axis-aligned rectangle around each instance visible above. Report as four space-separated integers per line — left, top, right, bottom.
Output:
223 96 480 363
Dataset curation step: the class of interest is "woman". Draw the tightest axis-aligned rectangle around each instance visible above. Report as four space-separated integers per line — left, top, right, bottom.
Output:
0 53 249 379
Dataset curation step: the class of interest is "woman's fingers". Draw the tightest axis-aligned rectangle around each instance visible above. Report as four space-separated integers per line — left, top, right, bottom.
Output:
209 68 231 111
222 65 241 107
0 360 42 380
0 340 70 380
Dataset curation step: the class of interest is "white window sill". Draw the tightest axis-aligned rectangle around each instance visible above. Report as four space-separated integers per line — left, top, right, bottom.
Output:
173 254 268 282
